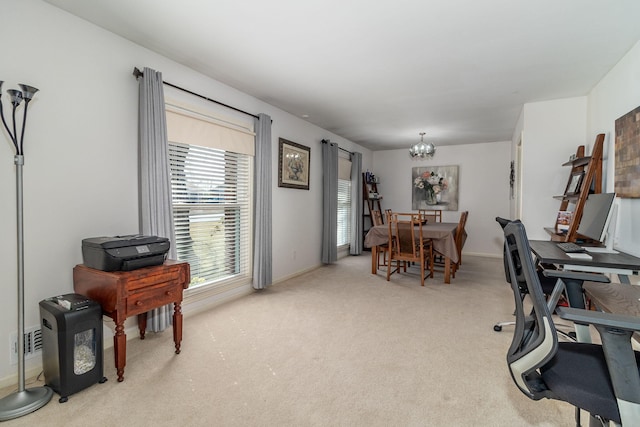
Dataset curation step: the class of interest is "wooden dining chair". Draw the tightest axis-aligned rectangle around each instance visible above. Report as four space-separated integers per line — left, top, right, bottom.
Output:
449 211 469 277
371 210 389 269
432 210 468 278
386 213 434 286
454 211 468 272
419 209 442 223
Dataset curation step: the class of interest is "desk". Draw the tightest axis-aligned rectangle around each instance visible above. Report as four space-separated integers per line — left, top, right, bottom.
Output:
529 241 640 283
530 240 640 342
364 222 459 283
583 281 640 341
73 260 190 382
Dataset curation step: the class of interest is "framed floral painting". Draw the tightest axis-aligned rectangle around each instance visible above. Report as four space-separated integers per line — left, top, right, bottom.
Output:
278 138 310 190
412 165 459 211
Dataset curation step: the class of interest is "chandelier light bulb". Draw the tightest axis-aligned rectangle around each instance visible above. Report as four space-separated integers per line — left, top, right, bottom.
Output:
409 132 436 159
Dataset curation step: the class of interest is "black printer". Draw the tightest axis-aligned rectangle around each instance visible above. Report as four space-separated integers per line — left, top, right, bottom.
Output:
81 235 170 271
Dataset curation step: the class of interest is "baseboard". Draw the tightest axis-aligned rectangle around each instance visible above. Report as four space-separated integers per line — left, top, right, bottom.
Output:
272 263 323 285
462 251 502 259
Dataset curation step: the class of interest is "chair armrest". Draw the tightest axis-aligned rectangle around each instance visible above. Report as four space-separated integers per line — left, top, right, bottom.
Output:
557 306 640 410
542 269 610 283
555 306 640 332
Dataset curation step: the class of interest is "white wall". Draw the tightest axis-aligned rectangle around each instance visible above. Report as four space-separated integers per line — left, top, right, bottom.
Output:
0 0 371 383
587 40 640 256
516 40 640 251
519 97 588 240
372 141 511 257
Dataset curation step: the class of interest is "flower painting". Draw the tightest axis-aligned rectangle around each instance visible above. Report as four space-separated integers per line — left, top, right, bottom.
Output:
412 165 459 211
278 138 310 190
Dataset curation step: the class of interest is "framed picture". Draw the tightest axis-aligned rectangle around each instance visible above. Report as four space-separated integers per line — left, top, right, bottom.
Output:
411 165 459 211
565 172 584 195
278 138 310 190
615 105 640 198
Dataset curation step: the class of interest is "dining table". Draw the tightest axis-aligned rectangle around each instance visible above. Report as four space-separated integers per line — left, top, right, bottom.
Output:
364 221 462 284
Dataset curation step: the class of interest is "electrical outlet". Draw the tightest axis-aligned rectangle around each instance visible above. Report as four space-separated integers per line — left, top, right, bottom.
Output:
10 326 42 365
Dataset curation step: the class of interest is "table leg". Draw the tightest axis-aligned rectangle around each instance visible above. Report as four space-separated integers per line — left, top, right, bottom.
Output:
371 245 378 274
444 257 451 284
137 312 147 340
114 321 127 382
173 302 183 354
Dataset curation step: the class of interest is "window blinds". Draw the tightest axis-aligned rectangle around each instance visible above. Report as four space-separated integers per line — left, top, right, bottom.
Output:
169 142 252 289
337 157 352 247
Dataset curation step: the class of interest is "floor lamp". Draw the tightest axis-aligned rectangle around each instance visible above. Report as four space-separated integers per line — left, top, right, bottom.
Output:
0 81 53 421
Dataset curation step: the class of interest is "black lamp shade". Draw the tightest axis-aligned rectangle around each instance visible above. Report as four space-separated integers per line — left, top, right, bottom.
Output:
19 84 39 102
7 89 23 107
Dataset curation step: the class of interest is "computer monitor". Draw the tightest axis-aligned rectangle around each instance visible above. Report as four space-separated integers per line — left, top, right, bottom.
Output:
576 192 616 245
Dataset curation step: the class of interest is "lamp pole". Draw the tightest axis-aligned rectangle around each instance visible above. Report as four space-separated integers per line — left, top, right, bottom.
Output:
0 81 53 421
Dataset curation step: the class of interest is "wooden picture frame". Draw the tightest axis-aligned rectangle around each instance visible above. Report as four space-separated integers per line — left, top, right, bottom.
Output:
565 171 584 195
278 138 310 190
615 105 640 198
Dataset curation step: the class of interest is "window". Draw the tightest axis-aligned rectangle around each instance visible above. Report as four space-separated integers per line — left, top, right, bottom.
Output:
165 102 254 293
337 156 352 248
337 178 351 247
169 143 251 290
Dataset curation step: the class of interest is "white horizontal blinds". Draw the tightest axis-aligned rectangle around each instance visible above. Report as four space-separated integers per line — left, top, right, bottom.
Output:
165 107 255 156
169 142 251 290
337 157 352 247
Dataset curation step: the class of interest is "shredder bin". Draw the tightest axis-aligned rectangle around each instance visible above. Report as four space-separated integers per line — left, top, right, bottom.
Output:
39 293 107 403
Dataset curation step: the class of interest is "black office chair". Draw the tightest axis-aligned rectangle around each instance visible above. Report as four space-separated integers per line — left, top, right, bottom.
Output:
493 217 571 335
492 217 609 340
502 219 640 426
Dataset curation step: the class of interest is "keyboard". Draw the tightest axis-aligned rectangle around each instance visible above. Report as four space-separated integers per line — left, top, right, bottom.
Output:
556 242 586 253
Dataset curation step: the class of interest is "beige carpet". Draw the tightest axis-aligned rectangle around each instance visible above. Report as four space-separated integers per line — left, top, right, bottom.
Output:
1 254 577 426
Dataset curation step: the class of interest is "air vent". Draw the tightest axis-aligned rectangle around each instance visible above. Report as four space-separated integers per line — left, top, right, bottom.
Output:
10 326 42 365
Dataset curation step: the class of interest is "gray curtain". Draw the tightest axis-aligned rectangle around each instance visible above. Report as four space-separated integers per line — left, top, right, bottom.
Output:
253 113 272 289
321 140 338 264
350 152 363 255
138 67 177 332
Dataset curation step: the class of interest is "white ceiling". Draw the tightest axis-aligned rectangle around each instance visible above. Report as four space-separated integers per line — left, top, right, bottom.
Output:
45 0 640 151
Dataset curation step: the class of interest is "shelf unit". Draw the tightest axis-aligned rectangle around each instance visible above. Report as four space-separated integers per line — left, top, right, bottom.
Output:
362 172 383 248
545 134 604 242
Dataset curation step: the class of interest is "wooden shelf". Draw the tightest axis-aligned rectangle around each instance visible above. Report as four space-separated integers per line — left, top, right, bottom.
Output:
561 156 591 168
362 172 383 250
546 134 604 242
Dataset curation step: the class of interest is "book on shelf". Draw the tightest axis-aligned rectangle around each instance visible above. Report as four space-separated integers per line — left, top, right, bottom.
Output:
556 210 573 232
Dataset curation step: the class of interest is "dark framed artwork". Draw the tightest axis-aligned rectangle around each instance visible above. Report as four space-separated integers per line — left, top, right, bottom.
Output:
565 171 584 195
615 105 640 198
278 138 310 190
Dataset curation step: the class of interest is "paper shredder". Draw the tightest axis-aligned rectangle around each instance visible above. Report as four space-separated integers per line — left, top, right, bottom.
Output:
39 293 107 403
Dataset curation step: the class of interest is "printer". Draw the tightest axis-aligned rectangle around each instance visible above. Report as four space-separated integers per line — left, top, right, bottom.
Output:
81 235 170 272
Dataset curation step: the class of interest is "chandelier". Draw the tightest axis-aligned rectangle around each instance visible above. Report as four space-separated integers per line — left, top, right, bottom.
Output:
409 132 436 159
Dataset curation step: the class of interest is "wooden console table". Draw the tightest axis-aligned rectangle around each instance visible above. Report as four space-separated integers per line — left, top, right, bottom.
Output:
73 260 190 382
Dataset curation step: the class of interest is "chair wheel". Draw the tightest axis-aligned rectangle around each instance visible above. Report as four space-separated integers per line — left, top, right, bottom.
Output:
59 396 68 403
493 324 502 332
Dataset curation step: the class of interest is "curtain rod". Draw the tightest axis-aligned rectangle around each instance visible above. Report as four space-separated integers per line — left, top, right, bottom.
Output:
322 139 354 155
133 67 260 120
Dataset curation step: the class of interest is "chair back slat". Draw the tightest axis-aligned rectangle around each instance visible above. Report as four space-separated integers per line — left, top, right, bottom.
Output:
371 210 383 226
419 209 442 223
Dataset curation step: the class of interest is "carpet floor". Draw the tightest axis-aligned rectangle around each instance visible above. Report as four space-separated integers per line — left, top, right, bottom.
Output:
1 254 578 426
